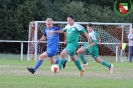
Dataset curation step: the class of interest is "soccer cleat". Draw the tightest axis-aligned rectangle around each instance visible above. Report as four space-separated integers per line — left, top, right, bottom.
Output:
63 60 67 68
79 69 85 77
27 67 35 74
81 62 88 67
109 64 114 74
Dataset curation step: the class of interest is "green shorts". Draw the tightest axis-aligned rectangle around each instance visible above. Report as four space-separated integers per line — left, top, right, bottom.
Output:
82 43 99 58
64 44 77 56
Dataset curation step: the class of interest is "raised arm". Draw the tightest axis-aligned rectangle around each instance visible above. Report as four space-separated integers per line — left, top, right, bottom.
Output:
53 30 64 33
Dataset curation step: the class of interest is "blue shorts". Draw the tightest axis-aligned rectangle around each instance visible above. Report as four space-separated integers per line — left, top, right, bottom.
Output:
46 48 58 57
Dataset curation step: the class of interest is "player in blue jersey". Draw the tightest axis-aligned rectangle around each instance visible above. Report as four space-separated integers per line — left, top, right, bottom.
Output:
27 18 67 74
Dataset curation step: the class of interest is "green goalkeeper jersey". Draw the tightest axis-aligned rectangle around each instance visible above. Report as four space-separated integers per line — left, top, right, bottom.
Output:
62 23 86 47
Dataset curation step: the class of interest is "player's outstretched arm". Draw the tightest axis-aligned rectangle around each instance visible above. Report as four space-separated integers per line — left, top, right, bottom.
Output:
49 30 63 34
84 43 95 49
37 35 46 43
54 29 64 33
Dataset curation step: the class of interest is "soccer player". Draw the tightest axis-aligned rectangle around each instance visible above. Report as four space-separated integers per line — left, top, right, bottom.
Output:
76 23 114 74
79 25 101 67
27 18 67 74
50 15 92 77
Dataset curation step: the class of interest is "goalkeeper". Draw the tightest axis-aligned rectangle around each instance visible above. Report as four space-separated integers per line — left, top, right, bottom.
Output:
77 23 113 74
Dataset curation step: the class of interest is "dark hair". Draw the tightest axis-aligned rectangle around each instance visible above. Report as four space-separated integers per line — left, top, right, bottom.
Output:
87 23 92 27
67 14 74 19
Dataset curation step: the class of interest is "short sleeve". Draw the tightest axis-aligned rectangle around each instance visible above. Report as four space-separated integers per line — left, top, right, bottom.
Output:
62 24 69 32
75 23 86 33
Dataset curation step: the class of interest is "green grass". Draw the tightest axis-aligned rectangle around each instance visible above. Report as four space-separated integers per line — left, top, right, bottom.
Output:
0 60 133 88
0 53 27 60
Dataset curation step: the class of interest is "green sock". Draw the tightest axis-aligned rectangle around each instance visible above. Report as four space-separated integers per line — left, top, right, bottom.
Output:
58 59 65 70
74 59 82 71
101 60 111 68
79 54 87 64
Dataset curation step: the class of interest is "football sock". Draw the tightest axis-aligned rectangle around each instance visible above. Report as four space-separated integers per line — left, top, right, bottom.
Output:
33 60 43 71
55 58 59 64
74 59 82 71
58 58 65 70
101 60 110 68
79 54 87 64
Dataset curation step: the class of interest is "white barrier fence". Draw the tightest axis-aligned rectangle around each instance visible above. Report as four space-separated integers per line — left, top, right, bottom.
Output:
0 40 41 60
0 40 126 62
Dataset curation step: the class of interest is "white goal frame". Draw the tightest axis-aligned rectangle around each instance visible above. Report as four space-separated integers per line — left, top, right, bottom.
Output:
27 21 132 62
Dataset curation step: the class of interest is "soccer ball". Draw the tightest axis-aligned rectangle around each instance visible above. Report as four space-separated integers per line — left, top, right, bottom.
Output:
51 65 59 73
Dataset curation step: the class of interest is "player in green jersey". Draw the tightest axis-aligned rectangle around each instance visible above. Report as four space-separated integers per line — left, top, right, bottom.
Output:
50 15 92 77
79 24 101 67
77 23 113 74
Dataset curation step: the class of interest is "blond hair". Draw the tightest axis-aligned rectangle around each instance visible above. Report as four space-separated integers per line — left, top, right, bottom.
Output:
46 18 53 22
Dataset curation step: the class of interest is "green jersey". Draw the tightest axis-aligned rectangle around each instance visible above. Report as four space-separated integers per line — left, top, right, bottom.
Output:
82 30 99 58
62 23 86 47
88 30 99 48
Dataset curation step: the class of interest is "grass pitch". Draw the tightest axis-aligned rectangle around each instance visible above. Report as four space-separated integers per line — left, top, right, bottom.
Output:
0 60 133 88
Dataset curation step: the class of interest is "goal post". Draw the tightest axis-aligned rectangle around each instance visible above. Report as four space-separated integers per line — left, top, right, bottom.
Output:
27 21 132 62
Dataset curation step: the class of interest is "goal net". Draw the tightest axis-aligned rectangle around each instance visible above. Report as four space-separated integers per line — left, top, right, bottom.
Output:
27 21 132 62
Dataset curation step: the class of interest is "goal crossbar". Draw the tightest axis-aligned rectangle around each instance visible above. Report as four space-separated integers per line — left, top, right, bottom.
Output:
28 21 132 62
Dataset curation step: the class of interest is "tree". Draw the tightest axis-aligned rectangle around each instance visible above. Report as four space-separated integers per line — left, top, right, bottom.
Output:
60 1 88 21
0 0 133 54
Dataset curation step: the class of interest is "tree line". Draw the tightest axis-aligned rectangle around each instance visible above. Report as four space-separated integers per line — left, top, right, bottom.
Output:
0 0 133 54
